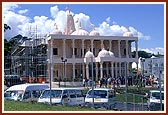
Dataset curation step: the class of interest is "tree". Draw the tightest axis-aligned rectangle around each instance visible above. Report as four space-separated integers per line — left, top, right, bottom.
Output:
131 51 152 58
4 24 11 32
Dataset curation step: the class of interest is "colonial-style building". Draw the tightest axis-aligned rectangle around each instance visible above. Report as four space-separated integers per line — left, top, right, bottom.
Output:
47 9 138 82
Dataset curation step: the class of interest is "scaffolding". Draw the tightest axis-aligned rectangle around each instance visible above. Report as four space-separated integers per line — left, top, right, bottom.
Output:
5 26 48 84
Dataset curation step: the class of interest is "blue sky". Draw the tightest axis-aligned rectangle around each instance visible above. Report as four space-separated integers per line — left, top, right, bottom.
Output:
3 3 165 54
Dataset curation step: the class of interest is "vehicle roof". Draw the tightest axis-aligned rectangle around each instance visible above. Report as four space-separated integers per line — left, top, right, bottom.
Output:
6 83 49 91
44 87 83 90
88 88 114 91
150 90 164 93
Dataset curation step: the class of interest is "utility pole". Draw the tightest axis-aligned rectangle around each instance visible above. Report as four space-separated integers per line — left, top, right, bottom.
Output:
158 64 162 111
125 61 128 111
91 56 94 108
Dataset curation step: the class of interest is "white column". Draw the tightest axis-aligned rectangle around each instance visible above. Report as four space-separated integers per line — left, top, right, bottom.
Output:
100 62 103 78
72 39 75 58
73 63 75 81
63 39 66 57
126 40 128 58
118 40 121 58
86 64 89 79
101 40 104 49
50 39 53 82
95 63 98 81
109 40 112 51
91 39 94 53
111 62 114 77
135 40 138 59
82 39 85 58
115 62 118 78
119 62 121 76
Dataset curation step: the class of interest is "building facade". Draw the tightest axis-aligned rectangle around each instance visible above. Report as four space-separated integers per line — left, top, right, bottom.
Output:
47 9 138 82
140 56 164 80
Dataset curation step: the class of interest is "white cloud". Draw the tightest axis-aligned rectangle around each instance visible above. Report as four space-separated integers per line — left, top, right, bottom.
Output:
18 9 28 14
4 10 31 39
106 17 111 23
73 13 92 31
50 5 59 19
3 4 18 13
129 26 151 40
140 47 164 55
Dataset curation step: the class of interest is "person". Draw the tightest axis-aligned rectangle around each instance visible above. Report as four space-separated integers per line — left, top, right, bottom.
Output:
107 77 112 88
99 78 103 88
82 78 85 87
85 78 88 88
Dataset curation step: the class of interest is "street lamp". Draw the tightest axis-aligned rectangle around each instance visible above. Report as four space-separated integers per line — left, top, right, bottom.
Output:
61 57 67 87
140 58 145 87
140 58 145 77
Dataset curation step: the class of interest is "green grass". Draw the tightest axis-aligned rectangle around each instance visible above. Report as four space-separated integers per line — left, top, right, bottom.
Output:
4 100 96 111
116 93 147 103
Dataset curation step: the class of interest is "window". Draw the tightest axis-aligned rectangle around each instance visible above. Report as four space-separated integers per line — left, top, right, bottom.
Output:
23 91 31 99
75 48 77 55
124 48 126 55
84 49 86 54
53 48 58 55
76 90 83 97
87 90 107 98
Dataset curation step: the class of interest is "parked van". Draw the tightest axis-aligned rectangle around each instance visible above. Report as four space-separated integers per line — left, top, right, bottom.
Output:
38 88 85 106
147 90 164 111
85 88 116 110
4 83 49 102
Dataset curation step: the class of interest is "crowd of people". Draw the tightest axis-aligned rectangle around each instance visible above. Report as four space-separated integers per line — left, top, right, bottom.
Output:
82 74 156 88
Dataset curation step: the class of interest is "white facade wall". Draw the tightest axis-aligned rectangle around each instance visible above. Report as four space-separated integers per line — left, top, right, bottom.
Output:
47 35 138 82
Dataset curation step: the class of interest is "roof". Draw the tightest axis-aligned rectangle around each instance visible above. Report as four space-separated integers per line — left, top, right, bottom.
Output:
71 28 89 36
97 48 114 58
88 88 114 91
84 50 94 58
6 83 49 91
150 90 164 93
44 87 83 90
89 29 100 36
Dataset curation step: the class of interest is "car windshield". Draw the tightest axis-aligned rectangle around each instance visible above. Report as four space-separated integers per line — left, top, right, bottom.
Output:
152 92 164 100
40 90 62 98
87 90 107 98
4 90 23 98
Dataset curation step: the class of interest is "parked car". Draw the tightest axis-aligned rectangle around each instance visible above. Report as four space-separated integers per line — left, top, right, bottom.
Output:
147 90 164 111
84 88 116 110
4 83 49 102
38 87 85 106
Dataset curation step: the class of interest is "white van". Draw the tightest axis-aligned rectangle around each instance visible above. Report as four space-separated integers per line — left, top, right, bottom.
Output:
38 88 85 106
147 90 164 111
85 88 116 110
4 83 49 102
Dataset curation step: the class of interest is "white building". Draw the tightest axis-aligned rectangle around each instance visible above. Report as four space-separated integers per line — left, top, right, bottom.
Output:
47 9 138 82
140 56 164 80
